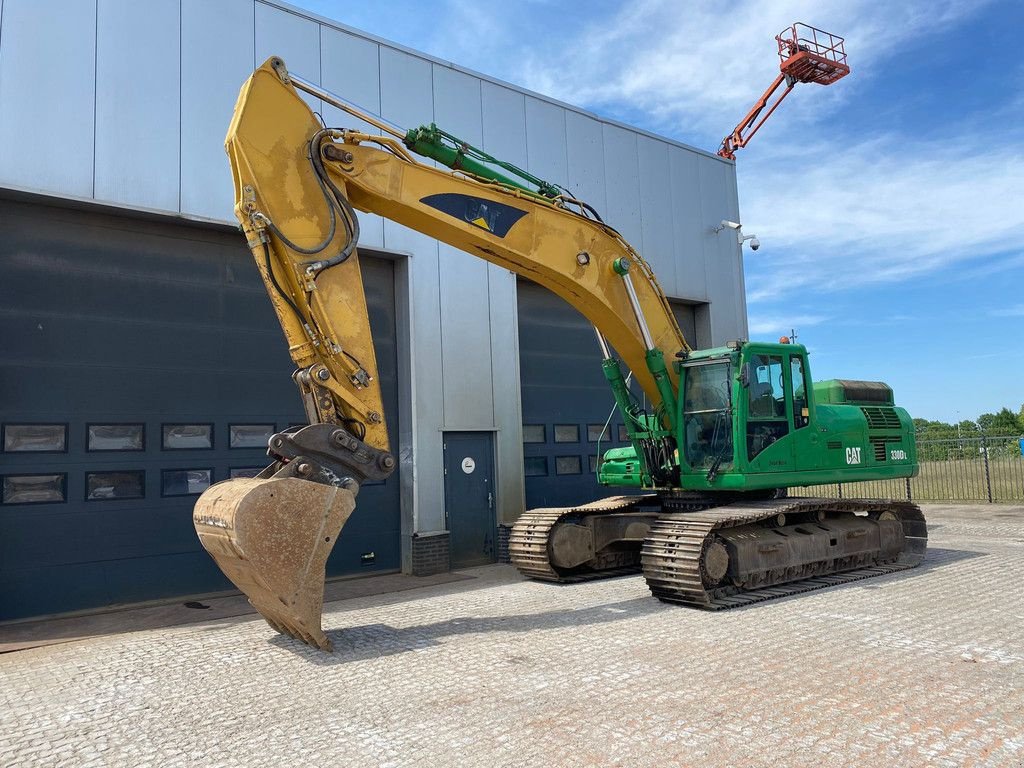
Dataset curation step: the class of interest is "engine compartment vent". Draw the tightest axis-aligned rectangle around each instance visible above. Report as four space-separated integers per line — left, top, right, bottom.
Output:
861 407 902 430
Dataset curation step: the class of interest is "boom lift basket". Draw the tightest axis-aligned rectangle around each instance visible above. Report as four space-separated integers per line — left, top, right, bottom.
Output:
777 23 849 85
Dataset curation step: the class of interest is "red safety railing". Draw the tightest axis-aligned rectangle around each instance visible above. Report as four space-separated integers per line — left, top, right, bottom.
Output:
777 23 849 85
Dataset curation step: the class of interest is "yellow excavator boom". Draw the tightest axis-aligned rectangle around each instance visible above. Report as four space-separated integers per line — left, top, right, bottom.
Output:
194 57 688 650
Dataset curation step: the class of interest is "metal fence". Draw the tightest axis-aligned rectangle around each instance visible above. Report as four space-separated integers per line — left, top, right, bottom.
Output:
795 435 1024 503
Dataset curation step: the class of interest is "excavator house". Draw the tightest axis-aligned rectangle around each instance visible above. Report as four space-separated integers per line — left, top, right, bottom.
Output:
193 46 927 651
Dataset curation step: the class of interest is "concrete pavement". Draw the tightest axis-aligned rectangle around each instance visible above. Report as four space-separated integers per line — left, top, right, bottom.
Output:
1 503 1022 767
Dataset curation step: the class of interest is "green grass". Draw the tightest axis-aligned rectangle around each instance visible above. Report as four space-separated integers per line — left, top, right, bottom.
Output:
791 458 1024 502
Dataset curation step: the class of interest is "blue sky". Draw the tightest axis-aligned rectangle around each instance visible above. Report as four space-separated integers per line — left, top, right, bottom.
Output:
297 0 1023 424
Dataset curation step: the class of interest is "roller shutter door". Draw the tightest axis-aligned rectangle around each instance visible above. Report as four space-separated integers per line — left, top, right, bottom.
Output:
0 197 399 620
516 281 701 510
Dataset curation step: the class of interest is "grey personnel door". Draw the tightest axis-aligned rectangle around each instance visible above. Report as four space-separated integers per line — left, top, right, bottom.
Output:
443 432 496 568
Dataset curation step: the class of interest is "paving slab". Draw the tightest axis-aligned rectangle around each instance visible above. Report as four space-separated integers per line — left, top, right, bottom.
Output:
1 503 1022 767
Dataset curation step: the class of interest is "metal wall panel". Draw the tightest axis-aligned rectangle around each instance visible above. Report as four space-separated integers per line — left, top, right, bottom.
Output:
255 1 320 113
697 155 745 343
482 83 527 164
524 96 568 187
433 64 494 429
565 111 607 220
669 145 709 302
378 45 445 534
94 0 180 210
0 0 96 197
482 81 527 524
320 25 384 248
725 165 749 336
601 123 643 249
180 0 254 221
637 135 677 294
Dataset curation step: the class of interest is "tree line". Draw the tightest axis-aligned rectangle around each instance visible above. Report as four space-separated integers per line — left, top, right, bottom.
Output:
912 405 1023 461
913 404 1024 440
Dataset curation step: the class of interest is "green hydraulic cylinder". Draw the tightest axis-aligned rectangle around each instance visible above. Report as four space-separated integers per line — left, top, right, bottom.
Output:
404 124 562 199
601 356 650 475
645 348 678 434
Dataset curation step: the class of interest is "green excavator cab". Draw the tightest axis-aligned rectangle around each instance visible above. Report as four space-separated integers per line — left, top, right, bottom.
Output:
599 341 917 493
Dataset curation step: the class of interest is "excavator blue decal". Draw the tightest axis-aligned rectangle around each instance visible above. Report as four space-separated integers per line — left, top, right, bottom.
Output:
420 193 528 237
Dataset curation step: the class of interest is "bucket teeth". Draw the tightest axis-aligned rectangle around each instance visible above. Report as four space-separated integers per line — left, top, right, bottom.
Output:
192 477 356 652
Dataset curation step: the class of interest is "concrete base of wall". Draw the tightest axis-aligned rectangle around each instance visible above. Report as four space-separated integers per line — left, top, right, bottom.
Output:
410 531 450 576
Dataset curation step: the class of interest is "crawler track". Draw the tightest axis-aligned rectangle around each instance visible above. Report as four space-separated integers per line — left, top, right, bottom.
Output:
508 495 660 582
642 498 927 608
511 495 928 608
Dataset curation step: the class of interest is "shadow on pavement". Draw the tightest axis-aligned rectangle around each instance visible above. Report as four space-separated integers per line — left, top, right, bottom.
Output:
0 570 475 654
270 596 664 665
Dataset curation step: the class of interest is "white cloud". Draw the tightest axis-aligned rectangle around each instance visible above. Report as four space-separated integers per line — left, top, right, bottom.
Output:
513 0 991 140
741 136 1024 302
748 313 829 336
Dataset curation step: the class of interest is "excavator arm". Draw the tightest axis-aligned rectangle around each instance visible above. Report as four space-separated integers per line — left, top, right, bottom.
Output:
194 57 687 650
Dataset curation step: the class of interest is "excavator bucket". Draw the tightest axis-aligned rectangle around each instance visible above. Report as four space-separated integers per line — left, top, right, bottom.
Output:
193 477 356 651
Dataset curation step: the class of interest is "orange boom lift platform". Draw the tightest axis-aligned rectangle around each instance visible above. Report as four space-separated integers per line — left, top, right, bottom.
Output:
719 23 850 161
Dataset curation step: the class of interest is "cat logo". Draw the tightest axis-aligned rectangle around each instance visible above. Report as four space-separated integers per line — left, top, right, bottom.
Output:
420 193 528 238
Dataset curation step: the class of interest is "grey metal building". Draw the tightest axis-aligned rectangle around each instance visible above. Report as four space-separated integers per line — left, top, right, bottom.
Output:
0 0 748 620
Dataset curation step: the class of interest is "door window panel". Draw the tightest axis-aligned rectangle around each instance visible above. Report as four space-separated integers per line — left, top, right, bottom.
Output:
86 471 144 500
522 425 546 444
88 424 144 451
747 354 789 460
3 424 66 452
229 424 275 449
2 474 66 504
791 356 810 429
161 468 212 496
555 456 582 475
162 424 213 450
553 424 579 443
748 355 785 418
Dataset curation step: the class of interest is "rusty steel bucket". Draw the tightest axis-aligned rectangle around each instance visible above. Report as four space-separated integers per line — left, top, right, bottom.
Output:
193 477 356 651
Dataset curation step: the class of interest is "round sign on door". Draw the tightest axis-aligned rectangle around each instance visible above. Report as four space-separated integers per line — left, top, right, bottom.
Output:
461 457 476 474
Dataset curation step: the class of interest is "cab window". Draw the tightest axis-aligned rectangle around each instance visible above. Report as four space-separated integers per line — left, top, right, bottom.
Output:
746 354 788 460
791 355 809 429
682 362 733 471
748 355 785 417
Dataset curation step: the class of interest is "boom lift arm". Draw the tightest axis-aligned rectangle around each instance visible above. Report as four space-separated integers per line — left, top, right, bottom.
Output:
718 23 849 160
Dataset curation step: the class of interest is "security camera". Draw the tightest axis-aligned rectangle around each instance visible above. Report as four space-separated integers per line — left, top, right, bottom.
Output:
739 233 760 251
719 220 742 231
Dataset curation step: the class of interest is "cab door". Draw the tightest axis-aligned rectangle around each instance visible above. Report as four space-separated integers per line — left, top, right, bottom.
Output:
786 351 820 470
743 352 794 472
